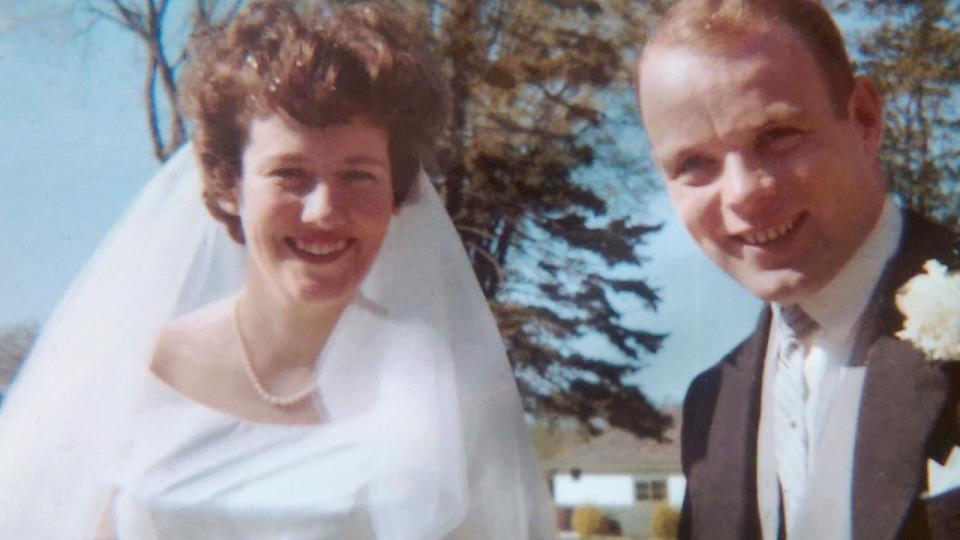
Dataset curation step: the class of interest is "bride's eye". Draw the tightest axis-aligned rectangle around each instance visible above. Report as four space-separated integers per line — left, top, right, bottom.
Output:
271 168 312 192
340 170 378 183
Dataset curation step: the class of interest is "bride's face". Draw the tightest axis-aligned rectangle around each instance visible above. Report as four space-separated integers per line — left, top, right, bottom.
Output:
226 114 394 307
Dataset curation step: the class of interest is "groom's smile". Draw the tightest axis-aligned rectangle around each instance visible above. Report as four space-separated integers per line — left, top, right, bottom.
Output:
639 23 887 304
635 2 960 539
735 212 804 246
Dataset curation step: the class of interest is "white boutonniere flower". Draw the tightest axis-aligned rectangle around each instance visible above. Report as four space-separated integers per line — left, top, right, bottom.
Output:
895 259 960 361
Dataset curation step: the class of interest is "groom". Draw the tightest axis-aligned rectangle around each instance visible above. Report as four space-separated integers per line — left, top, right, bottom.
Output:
635 0 960 538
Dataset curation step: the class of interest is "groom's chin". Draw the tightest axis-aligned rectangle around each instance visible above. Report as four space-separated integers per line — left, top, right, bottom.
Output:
729 267 820 304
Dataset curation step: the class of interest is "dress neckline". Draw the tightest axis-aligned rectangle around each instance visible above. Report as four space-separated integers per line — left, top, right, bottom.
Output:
144 373 326 429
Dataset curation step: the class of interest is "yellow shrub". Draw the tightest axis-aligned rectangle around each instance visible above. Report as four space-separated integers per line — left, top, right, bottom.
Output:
650 503 680 539
571 505 606 537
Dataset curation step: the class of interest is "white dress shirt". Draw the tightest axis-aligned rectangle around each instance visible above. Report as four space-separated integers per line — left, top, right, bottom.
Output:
757 197 903 539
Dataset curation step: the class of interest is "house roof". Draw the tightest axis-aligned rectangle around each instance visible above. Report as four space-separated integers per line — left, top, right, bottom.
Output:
542 407 681 475
0 325 34 393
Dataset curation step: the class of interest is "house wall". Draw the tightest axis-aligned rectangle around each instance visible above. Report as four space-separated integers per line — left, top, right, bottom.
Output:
553 473 635 506
667 475 686 509
552 472 685 537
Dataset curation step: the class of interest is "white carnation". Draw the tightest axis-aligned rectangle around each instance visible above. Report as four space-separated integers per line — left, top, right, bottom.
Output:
895 260 960 361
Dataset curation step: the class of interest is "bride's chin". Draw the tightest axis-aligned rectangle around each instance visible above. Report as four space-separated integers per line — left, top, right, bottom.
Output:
290 278 359 307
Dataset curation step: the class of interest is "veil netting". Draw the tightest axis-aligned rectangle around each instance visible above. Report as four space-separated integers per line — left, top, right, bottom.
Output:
0 145 556 539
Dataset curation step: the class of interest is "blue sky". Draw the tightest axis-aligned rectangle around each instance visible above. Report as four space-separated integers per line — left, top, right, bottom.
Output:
1 3 155 325
0 2 762 404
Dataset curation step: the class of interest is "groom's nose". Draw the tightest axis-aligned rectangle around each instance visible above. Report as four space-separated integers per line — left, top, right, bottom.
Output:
722 153 775 214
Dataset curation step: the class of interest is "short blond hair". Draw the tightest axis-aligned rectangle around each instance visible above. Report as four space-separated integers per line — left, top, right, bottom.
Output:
644 0 853 116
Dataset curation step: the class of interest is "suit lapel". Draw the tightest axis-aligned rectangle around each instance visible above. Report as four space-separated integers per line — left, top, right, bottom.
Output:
853 337 950 540
851 212 958 540
699 309 769 538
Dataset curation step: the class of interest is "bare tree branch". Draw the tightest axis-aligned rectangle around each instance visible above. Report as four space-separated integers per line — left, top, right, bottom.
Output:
144 56 164 160
106 0 147 37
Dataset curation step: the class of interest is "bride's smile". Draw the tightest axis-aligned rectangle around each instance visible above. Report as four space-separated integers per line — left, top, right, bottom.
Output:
287 235 351 259
231 115 394 306
0 2 556 537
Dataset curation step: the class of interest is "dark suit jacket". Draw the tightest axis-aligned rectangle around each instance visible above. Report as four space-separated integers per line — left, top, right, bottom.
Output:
678 212 960 540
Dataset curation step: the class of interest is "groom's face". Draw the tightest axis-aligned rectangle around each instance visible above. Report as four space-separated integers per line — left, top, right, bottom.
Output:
638 24 886 303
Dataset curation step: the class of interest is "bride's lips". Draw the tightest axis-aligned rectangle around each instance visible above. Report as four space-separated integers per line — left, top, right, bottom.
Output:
732 212 807 247
285 234 354 263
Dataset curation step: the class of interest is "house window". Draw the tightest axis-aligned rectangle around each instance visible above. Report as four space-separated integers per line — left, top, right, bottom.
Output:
635 479 667 502
636 481 650 501
651 479 666 500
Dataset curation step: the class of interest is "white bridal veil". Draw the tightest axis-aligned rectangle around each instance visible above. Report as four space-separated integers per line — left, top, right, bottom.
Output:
0 145 555 538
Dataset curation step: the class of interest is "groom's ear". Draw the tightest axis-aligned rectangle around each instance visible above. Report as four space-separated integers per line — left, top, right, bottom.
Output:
847 76 884 156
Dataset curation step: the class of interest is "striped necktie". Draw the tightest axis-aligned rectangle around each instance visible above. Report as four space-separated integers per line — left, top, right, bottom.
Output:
775 303 818 534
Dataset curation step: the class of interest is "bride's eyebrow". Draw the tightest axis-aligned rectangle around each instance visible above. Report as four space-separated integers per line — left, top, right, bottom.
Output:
255 154 310 171
340 156 388 169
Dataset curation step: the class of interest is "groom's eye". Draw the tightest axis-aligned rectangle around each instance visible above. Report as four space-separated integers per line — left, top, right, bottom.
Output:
672 155 716 184
755 127 804 154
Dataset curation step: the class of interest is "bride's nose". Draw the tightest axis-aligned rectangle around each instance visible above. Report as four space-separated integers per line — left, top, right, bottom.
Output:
300 181 344 224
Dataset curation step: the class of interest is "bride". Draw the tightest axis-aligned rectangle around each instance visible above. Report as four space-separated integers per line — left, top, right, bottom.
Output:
0 1 555 538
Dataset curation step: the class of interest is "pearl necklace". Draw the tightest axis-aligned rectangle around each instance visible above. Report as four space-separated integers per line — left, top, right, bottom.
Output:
233 301 318 408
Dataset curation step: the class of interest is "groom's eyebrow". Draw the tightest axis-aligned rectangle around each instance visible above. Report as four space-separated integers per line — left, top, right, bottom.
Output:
761 103 806 123
657 104 810 158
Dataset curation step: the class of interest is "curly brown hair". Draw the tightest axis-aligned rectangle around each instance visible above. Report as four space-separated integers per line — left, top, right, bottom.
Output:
181 0 449 243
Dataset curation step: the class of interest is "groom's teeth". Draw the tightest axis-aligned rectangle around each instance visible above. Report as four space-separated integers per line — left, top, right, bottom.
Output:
293 239 348 256
742 217 798 246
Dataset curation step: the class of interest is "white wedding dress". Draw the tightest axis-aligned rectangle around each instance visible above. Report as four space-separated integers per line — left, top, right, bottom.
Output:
0 146 556 539
109 378 377 539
